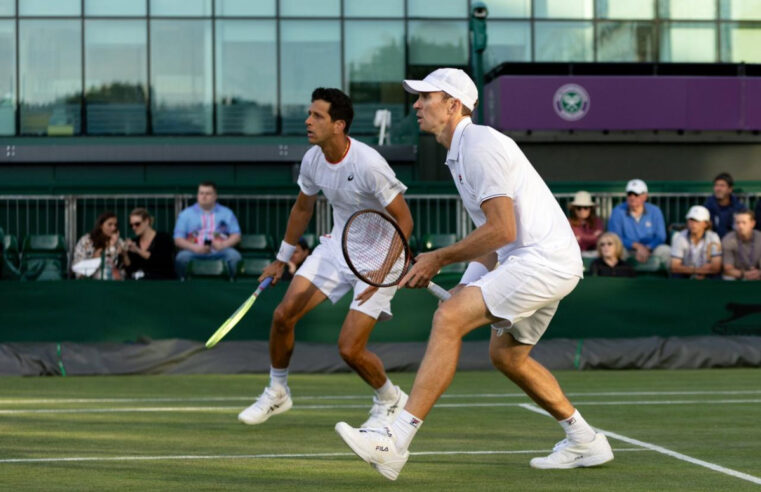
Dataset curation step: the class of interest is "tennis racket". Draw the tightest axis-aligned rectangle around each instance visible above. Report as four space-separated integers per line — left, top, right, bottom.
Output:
205 277 273 349
342 209 451 301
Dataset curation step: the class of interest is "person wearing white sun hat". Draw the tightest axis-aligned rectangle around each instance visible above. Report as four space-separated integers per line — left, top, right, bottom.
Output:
568 190 603 256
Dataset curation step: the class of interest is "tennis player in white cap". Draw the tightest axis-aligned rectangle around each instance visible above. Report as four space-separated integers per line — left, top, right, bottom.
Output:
335 68 613 480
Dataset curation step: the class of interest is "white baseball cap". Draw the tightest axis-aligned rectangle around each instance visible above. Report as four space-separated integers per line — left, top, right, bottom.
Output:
686 205 711 223
626 179 648 195
402 68 479 111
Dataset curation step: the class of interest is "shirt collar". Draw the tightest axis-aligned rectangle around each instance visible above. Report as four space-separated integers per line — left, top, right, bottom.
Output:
194 203 219 214
445 117 472 164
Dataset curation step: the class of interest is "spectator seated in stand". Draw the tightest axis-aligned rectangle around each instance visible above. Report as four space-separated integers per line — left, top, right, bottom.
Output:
124 208 176 280
670 205 722 280
72 211 129 280
280 237 312 281
568 190 603 258
173 181 242 280
722 209 761 281
607 179 670 270
589 232 635 277
703 172 746 239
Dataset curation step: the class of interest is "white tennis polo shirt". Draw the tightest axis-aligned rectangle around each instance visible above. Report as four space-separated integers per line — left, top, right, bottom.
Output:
298 137 407 254
446 117 583 278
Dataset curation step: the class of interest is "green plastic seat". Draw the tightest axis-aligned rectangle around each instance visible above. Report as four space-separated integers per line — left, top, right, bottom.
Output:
22 234 66 253
421 233 457 251
238 234 274 258
188 258 231 280
238 257 272 278
23 258 64 281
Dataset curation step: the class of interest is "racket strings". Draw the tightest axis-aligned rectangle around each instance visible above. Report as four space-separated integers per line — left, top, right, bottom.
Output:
345 212 408 286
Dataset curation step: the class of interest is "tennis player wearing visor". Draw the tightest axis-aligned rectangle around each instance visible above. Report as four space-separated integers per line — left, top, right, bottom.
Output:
336 68 613 480
238 88 413 430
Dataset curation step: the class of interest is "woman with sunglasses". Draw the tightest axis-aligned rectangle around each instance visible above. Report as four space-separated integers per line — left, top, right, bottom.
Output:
124 208 176 280
568 191 603 256
590 232 635 277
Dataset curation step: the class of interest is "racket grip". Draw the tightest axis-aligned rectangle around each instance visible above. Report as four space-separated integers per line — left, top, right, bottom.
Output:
426 281 451 301
257 277 273 293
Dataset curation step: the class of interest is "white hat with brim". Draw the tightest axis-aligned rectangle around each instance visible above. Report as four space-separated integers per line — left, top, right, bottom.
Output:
686 205 711 223
403 68 478 111
570 191 595 207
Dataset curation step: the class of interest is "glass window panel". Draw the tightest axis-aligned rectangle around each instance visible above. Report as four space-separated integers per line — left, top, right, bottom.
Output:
20 0 80 16
721 22 761 62
535 21 593 61
535 0 593 19
19 20 82 136
482 0 530 18
721 0 761 20
597 0 655 20
408 0 466 18
660 22 717 61
0 1 14 16
85 21 147 135
216 20 277 135
484 21 531 70
344 20 405 135
150 20 212 134
216 0 275 16
660 0 716 20
150 0 211 17
344 0 403 18
280 20 340 135
280 0 339 17
0 21 15 135
597 21 655 61
408 20 468 65
86 0 147 16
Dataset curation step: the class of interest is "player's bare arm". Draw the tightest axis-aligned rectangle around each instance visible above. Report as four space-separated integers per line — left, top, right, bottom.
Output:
401 196 515 289
355 194 414 304
259 191 317 284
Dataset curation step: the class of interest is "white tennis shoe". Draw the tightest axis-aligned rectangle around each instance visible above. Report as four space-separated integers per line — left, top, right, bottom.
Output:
237 385 293 425
335 422 409 481
530 432 614 469
361 386 408 428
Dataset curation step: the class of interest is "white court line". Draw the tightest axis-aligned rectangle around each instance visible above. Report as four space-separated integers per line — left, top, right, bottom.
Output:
0 448 648 465
519 403 761 486
1 398 760 415
2 390 760 405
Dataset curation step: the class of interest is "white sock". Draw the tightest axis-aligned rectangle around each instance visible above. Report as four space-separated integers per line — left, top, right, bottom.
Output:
390 410 423 452
375 379 397 402
269 366 288 389
558 409 596 444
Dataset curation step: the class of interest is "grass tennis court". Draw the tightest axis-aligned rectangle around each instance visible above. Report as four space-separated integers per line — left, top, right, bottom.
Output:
1 369 760 491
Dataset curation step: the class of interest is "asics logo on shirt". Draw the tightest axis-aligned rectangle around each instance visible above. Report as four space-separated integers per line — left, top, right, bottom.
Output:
348 174 354 181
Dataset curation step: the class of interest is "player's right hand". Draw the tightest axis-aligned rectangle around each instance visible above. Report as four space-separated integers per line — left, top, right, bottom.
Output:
259 260 286 284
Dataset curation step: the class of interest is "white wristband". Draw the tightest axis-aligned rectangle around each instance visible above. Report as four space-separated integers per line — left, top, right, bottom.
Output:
459 261 489 285
276 240 297 263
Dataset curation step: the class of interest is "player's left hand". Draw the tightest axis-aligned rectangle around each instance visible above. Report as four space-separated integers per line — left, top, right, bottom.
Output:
400 251 442 289
355 285 379 305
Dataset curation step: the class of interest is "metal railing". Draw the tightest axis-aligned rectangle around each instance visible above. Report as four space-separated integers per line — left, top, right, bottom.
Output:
2 192 759 264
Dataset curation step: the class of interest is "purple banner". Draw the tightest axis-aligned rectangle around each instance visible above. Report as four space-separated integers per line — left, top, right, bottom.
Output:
484 76 760 131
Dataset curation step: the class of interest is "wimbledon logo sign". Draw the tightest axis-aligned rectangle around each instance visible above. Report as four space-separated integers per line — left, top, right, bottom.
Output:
553 83 590 121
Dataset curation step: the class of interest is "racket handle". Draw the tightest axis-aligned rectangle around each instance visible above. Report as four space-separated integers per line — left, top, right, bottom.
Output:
426 281 451 301
256 276 273 294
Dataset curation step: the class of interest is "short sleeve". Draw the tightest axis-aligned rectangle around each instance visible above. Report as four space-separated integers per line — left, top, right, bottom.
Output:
225 209 241 235
670 234 686 259
722 235 737 266
462 134 515 205
297 148 321 196
362 162 408 208
708 232 722 256
173 210 188 239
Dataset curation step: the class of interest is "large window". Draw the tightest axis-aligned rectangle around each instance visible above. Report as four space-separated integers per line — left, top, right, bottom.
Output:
660 0 716 20
216 0 275 17
0 0 14 16
20 0 80 16
344 20 405 134
408 20 468 67
216 20 277 134
597 22 656 62
484 21 531 70
535 21 594 61
150 0 211 17
408 0 466 18
280 0 339 17
0 20 14 135
482 0 531 18
150 20 213 134
85 0 146 16
19 20 82 135
660 22 717 62
597 0 655 20
280 20 340 134
85 21 147 135
535 0 593 19
721 23 761 62
721 0 761 20
344 0 404 18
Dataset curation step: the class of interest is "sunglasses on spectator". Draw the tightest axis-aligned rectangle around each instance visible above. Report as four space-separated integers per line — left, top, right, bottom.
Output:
130 220 143 228
627 192 641 197
575 206 592 210
599 241 614 247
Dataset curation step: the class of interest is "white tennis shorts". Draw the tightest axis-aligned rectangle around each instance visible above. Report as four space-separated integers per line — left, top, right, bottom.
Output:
295 241 395 321
470 255 579 345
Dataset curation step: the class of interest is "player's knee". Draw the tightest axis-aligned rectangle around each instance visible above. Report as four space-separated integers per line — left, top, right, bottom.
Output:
272 303 297 333
431 305 463 340
489 347 524 377
337 338 362 364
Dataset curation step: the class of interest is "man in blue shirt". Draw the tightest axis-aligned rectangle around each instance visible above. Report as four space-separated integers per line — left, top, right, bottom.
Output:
703 172 746 238
607 179 670 266
173 181 242 279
